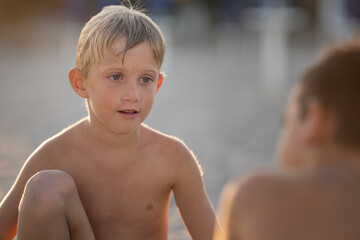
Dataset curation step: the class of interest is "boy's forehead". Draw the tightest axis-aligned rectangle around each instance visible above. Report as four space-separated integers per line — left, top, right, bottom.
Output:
111 37 128 56
94 40 159 72
111 38 149 56
109 38 157 63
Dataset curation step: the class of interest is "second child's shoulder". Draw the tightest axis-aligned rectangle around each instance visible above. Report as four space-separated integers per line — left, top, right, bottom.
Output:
224 170 318 217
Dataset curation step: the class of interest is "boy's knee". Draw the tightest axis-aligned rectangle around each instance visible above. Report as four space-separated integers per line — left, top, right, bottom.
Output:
22 170 77 208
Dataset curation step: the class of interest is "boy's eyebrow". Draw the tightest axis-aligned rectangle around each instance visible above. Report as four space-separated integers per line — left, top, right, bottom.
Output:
104 67 158 75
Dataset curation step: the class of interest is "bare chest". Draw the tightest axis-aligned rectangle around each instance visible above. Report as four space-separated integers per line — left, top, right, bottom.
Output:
58 152 172 238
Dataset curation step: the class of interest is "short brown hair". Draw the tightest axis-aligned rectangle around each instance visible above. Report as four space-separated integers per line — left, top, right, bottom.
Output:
297 41 360 149
76 4 166 77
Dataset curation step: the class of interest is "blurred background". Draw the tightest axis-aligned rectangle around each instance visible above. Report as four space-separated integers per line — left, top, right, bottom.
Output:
0 0 359 239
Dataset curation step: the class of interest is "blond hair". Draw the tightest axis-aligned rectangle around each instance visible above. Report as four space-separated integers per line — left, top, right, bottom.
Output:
76 5 166 76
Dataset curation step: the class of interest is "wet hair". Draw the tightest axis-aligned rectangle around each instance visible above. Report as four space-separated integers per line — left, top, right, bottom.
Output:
297 41 360 150
76 4 166 77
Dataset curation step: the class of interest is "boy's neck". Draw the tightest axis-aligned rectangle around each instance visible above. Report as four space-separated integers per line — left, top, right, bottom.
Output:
310 144 360 173
82 116 143 151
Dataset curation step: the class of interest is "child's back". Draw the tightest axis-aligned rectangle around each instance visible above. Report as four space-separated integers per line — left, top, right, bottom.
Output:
220 164 360 240
214 41 360 240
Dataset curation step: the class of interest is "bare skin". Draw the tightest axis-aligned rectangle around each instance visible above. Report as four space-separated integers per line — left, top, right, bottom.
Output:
17 169 96 240
0 119 217 240
214 85 360 240
215 164 360 240
0 39 219 239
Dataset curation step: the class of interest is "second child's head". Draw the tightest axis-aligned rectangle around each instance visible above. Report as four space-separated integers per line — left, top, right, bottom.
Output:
277 42 360 169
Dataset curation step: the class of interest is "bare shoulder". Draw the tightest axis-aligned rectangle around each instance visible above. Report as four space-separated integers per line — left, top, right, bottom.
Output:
2 119 87 206
141 125 202 182
142 124 197 162
26 118 87 167
218 170 314 239
224 170 309 216
228 170 291 199
223 168 360 239
228 167 360 209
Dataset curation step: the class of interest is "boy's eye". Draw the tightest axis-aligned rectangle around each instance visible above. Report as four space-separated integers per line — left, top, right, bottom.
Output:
109 74 122 81
141 76 153 84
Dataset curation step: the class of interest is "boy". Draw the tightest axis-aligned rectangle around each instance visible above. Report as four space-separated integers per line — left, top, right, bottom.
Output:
0 5 219 240
214 41 360 240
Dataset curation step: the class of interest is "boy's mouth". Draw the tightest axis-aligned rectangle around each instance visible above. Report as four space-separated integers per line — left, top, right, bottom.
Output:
118 110 138 114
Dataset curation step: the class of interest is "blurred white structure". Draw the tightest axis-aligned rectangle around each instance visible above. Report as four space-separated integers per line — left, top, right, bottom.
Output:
243 4 307 95
317 0 359 43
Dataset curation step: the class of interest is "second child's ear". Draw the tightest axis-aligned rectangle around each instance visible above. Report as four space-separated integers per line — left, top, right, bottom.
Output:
302 99 332 146
68 68 88 98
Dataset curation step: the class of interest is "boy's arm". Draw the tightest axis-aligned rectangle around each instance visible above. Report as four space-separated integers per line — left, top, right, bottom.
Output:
0 189 20 240
171 141 220 240
0 170 28 240
0 144 51 239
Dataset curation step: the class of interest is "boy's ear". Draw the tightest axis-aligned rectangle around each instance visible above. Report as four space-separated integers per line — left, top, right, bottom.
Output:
302 99 332 146
156 75 163 93
68 68 88 98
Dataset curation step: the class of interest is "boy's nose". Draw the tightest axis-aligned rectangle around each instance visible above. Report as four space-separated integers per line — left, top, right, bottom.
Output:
122 82 140 102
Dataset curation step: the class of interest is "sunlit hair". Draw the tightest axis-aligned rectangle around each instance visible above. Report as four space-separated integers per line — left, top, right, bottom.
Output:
297 40 360 150
76 4 166 77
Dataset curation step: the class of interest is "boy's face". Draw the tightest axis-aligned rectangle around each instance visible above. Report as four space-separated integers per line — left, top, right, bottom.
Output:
277 86 307 169
84 39 160 134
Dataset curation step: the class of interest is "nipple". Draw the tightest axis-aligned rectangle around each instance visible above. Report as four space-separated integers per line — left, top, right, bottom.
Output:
146 203 154 211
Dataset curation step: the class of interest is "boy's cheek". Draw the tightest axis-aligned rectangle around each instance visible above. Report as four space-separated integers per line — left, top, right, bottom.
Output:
276 143 288 169
278 145 305 170
277 132 296 169
279 155 298 170
276 130 286 160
